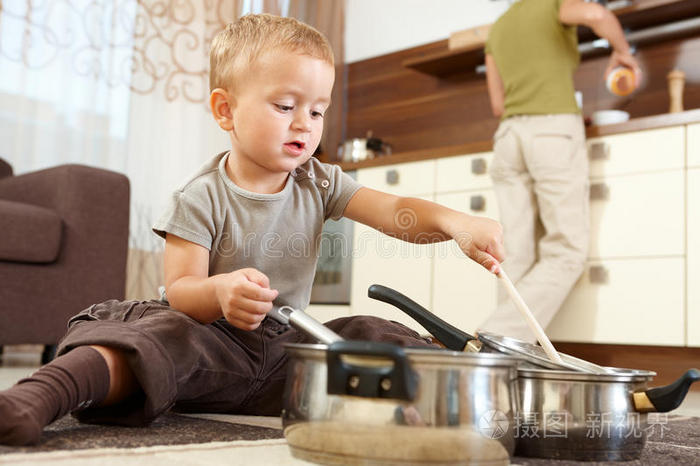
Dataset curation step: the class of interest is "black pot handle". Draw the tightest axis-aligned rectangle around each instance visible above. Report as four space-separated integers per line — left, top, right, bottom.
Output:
634 369 700 413
367 284 475 352
326 340 418 401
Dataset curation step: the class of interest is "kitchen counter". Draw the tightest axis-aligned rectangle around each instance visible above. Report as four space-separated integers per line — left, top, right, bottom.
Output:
336 108 700 172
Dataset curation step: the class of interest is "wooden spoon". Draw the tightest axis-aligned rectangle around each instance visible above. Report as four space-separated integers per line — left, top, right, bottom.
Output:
497 269 563 364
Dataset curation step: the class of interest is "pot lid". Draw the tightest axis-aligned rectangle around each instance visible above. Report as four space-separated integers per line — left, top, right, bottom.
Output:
477 331 616 375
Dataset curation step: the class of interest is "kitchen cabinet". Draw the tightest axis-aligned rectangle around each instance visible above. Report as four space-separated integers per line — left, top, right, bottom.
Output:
432 189 499 332
587 126 684 178
588 170 685 258
688 169 700 346
546 127 687 345
305 304 351 323
435 152 494 193
348 123 697 346
432 151 499 331
688 123 700 168
352 159 435 197
545 257 685 345
350 160 436 332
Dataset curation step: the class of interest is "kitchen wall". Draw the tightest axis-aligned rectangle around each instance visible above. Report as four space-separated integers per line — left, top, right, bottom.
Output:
344 0 509 63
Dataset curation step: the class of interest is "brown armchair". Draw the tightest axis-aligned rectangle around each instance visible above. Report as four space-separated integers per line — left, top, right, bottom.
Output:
0 158 130 363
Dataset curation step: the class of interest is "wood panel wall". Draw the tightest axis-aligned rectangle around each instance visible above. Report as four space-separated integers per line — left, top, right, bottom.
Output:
336 34 700 160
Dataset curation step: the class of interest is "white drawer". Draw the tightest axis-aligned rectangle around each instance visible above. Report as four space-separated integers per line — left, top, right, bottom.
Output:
350 195 435 334
688 169 700 347
588 126 684 177
546 257 685 346
432 191 499 332
435 152 494 193
688 123 700 168
357 160 435 197
588 170 684 258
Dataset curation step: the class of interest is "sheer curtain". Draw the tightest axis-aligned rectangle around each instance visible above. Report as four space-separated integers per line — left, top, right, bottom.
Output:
0 0 344 299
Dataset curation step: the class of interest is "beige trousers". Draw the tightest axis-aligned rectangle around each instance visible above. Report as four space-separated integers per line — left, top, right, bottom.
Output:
479 114 589 343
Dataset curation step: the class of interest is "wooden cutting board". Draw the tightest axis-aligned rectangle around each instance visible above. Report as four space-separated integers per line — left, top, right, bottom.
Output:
448 24 492 52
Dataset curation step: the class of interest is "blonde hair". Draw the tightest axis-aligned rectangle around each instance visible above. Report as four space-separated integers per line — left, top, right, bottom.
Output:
209 14 334 92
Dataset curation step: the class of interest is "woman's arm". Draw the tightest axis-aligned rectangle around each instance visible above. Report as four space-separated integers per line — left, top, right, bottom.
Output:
485 54 505 118
559 0 641 85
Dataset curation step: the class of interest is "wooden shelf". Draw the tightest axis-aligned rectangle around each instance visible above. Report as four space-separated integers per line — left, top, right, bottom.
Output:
402 47 484 77
403 0 700 78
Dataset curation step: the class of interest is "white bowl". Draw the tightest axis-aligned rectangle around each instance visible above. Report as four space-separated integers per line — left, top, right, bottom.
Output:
591 110 630 126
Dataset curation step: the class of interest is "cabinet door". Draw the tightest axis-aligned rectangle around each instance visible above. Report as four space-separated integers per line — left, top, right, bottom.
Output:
546 258 685 346
689 123 700 168
587 126 684 178
350 196 435 333
588 170 685 258
688 169 700 346
432 191 499 333
356 160 435 197
435 152 494 193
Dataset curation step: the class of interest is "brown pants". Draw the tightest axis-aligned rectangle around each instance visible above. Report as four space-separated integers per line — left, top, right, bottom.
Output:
56 300 434 426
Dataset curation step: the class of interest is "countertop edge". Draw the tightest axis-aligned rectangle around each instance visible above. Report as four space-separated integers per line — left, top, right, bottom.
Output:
336 109 700 171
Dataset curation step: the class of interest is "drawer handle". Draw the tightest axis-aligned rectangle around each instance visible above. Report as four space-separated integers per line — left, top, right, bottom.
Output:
589 265 609 284
471 158 487 175
386 169 400 185
590 183 610 201
589 142 609 160
470 195 486 212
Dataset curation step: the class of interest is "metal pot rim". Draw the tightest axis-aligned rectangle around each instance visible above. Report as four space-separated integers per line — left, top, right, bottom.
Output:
284 342 520 368
517 366 656 382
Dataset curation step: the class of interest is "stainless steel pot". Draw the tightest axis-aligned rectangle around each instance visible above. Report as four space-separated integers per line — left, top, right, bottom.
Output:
282 342 519 465
366 284 700 461
515 367 700 461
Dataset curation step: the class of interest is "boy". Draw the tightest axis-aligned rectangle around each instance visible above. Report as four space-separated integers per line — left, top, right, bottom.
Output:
0 14 504 445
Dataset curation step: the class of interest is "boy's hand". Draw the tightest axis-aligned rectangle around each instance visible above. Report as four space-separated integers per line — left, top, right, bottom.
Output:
451 215 505 274
215 268 279 330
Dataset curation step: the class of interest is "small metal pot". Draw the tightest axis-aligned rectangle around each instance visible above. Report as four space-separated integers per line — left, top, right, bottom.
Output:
515 367 699 461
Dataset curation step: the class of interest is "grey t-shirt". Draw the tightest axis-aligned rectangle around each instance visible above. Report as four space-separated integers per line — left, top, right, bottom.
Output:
153 151 362 313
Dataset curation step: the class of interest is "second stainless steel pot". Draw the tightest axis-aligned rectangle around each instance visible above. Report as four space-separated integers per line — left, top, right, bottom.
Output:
274 305 521 464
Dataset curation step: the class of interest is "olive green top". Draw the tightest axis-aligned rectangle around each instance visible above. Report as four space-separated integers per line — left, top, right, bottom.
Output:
485 0 580 119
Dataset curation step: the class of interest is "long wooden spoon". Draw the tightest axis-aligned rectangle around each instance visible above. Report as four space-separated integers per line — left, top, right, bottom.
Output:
497 269 563 364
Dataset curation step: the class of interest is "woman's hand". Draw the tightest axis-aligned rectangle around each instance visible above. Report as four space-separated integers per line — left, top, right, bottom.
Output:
214 268 279 330
606 50 642 88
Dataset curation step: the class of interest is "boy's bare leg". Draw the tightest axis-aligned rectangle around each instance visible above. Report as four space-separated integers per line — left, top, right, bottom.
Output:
90 345 138 405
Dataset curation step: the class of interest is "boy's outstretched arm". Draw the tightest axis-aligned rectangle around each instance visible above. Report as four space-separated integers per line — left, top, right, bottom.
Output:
163 233 278 329
343 187 504 273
